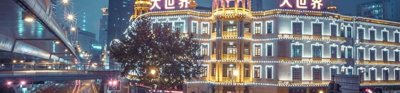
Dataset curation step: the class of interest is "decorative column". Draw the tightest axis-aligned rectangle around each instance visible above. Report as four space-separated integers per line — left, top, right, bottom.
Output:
216 20 222 60
237 20 245 60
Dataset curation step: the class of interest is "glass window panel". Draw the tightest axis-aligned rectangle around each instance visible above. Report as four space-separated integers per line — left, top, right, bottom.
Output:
312 68 322 80
331 25 337 36
313 23 322 36
293 22 302 35
254 23 262 34
266 44 273 56
266 66 273 79
292 67 302 81
254 66 261 78
266 22 273 34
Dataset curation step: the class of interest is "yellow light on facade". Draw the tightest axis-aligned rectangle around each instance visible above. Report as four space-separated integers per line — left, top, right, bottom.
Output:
233 70 239 77
318 90 324 93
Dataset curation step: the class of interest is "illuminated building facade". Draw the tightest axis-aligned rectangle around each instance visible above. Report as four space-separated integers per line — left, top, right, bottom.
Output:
131 0 400 92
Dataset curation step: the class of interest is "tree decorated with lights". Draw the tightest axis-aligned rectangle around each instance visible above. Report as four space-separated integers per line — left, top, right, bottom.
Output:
109 16 203 91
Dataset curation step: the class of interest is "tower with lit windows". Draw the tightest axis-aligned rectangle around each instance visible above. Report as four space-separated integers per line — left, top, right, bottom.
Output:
206 0 254 92
132 0 152 20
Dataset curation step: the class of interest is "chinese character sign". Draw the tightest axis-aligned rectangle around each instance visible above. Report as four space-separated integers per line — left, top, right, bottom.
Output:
279 0 324 10
150 0 190 11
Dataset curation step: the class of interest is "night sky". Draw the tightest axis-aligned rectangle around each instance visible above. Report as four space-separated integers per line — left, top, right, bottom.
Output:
73 0 108 41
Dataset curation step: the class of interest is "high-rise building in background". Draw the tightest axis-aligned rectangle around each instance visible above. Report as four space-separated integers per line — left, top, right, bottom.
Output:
99 8 109 46
107 0 134 45
357 0 400 22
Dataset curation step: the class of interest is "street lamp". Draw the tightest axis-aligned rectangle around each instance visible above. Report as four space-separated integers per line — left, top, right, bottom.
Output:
66 14 75 21
24 17 35 23
62 0 69 5
20 80 26 85
55 41 60 44
6 81 13 86
70 27 76 32
150 69 156 75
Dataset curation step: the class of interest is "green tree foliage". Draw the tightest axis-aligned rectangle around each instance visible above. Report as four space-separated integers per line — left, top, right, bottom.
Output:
110 16 203 90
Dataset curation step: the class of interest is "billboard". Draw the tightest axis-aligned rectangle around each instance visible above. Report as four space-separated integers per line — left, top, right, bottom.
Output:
150 0 190 11
279 0 324 10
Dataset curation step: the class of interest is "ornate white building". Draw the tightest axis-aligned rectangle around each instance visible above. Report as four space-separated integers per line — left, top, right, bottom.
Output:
131 0 400 92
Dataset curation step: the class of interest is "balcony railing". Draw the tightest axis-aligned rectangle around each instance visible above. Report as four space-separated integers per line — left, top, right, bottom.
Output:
361 80 400 86
360 40 400 47
278 34 346 42
244 32 252 39
357 60 400 65
222 54 237 60
243 54 252 60
210 31 252 39
278 58 346 63
222 31 238 39
211 54 217 60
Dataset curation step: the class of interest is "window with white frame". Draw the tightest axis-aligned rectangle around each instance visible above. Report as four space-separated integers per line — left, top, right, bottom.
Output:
370 48 376 61
383 49 389 62
312 66 323 81
201 65 208 77
370 29 376 41
370 68 376 81
340 28 346 37
382 68 389 81
330 45 338 58
382 30 389 42
358 68 365 81
341 46 346 59
292 43 303 58
395 68 400 80
266 21 273 34
395 50 400 62
358 48 365 60
244 64 250 77
312 23 323 36
266 66 273 79
395 32 400 43
253 65 261 78
201 22 209 34
347 47 353 59
192 21 198 33
266 43 273 56
346 27 352 38
330 24 338 36
291 66 303 81
201 44 209 56
312 44 323 58
211 64 216 76
330 67 338 77
357 28 365 40
347 67 353 75
253 44 262 56
292 22 303 35
222 64 234 77
175 22 185 32
254 22 262 34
